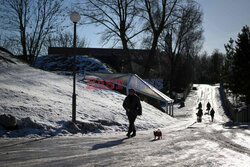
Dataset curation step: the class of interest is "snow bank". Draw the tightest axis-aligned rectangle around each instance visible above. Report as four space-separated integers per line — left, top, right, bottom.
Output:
0 50 175 137
34 54 112 73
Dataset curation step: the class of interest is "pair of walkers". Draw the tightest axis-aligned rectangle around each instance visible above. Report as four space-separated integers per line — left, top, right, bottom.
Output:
206 102 215 122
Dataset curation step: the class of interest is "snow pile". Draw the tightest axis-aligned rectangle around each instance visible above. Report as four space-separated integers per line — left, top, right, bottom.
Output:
0 50 175 137
34 54 112 74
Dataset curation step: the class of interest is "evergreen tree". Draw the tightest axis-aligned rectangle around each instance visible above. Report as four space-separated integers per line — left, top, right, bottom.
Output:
233 26 250 104
209 49 224 84
222 38 235 88
224 26 250 104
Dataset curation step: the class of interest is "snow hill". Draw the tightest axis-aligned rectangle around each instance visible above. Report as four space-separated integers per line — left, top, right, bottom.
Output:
34 55 112 74
0 50 176 137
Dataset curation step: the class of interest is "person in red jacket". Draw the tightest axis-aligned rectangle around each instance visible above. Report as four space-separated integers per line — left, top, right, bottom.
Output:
123 88 142 138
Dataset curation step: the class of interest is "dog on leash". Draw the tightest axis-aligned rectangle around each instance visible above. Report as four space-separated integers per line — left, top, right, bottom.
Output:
153 129 162 140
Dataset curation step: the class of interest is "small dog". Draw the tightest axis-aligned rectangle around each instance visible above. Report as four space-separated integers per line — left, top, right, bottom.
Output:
153 129 162 140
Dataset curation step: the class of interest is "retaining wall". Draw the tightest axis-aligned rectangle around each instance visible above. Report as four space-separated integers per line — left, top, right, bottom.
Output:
219 84 250 122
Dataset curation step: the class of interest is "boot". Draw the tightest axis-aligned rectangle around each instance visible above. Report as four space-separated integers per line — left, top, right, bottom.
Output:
126 133 131 138
131 132 136 137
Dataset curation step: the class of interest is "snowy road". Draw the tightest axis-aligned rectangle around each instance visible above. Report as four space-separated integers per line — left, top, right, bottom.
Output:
1 85 250 167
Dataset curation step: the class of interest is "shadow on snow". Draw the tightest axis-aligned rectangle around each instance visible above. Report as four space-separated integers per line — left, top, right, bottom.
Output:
91 137 128 150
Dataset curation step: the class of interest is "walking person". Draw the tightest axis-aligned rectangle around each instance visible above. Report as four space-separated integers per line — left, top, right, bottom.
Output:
196 108 203 122
123 88 142 138
198 102 202 109
206 102 211 111
205 102 211 115
210 108 215 122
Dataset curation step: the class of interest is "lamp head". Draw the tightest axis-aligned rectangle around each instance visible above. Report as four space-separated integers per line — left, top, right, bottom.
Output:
70 12 81 23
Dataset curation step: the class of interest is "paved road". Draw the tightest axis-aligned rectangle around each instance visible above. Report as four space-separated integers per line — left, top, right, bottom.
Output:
1 125 250 167
0 133 150 167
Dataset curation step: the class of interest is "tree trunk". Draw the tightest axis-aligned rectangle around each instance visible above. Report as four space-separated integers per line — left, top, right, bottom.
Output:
121 35 132 73
169 57 175 95
20 28 28 62
143 33 160 77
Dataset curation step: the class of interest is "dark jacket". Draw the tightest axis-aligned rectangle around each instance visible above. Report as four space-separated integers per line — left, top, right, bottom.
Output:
207 102 211 110
123 94 142 116
210 109 215 116
197 108 203 117
198 102 202 109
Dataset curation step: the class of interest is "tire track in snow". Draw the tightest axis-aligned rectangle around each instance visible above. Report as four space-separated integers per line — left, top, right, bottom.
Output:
176 125 250 156
199 130 250 156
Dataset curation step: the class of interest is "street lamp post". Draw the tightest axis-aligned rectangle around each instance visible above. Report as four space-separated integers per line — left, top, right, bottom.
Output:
70 12 81 123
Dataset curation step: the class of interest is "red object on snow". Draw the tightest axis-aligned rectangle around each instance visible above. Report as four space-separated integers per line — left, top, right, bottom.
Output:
153 129 162 140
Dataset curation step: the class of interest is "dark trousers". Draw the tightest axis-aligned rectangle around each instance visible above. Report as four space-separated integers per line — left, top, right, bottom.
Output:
211 115 214 122
127 113 137 135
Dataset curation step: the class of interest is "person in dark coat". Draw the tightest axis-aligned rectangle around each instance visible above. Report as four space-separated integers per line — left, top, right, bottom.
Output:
205 102 211 115
198 102 202 109
196 108 203 122
206 102 211 111
210 108 215 122
123 88 142 138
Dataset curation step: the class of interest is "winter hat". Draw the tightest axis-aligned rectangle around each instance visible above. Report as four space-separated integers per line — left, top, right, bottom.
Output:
129 88 136 93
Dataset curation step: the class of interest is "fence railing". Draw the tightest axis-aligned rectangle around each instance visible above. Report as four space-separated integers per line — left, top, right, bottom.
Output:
219 84 250 122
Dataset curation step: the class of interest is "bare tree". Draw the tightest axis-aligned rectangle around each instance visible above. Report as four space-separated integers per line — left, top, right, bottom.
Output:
46 31 88 48
0 0 67 64
160 0 203 92
77 0 145 72
139 0 178 76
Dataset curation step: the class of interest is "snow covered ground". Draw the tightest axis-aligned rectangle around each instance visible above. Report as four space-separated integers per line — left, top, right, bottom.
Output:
1 50 250 166
0 50 176 137
1 84 250 166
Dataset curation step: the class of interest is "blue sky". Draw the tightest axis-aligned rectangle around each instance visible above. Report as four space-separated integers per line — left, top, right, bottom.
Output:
197 0 250 55
75 0 250 55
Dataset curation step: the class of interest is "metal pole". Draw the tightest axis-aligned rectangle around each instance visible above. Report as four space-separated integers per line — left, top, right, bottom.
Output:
172 103 174 117
166 102 168 114
72 22 77 123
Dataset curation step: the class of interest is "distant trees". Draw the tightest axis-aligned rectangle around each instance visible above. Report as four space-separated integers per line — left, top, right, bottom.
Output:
222 26 250 104
193 50 224 84
0 0 67 64
139 0 178 76
222 38 234 87
46 31 88 48
77 0 145 72
192 25 250 105
209 50 224 83
159 0 203 92
75 0 204 83
77 0 187 75
0 0 208 95
135 0 204 95
194 52 209 83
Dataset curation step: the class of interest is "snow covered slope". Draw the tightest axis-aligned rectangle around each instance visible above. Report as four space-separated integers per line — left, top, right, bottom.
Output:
0 50 175 137
34 55 112 74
